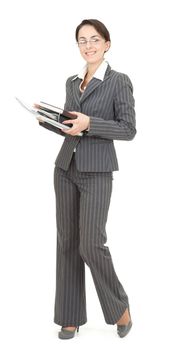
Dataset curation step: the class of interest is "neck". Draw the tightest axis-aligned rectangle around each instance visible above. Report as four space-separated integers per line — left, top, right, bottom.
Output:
86 58 104 77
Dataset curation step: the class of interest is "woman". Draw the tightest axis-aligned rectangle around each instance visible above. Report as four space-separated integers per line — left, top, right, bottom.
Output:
38 19 136 340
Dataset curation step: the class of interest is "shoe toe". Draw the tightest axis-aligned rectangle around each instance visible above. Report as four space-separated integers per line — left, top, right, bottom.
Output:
117 320 132 338
58 327 78 339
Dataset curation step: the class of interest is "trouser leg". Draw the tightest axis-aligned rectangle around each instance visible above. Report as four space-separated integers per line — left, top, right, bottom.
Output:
77 171 130 325
53 165 87 327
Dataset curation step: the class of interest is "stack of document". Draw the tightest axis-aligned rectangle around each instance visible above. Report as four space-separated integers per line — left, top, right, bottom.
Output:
15 98 83 136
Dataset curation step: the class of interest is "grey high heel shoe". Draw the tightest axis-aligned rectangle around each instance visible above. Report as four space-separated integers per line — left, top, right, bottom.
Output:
117 307 132 338
58 326 79 339
117 320 132 338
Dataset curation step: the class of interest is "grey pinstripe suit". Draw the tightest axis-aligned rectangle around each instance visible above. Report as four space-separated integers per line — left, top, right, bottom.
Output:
39 63 136 326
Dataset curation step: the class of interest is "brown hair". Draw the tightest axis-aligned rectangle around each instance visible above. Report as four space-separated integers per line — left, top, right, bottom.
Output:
75 19 111 42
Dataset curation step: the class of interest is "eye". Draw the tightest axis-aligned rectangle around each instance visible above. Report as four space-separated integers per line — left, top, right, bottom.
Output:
78 40 86 45
92 38 100 43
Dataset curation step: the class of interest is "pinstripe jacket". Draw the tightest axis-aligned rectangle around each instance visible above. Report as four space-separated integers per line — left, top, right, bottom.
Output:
39 63 136 172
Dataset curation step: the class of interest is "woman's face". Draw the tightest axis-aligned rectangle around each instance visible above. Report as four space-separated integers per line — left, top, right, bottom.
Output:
77 25 110 65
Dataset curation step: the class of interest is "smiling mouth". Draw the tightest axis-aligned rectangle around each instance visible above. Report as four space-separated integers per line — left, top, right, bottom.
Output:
85 51 96 56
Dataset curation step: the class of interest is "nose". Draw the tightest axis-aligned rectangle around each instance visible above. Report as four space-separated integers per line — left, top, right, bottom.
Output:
85 40 92 49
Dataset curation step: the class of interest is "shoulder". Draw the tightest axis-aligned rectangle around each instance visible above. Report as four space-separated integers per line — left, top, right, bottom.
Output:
109 69 134 92
64 75 80 93
110 69 133 83
65 74 79 85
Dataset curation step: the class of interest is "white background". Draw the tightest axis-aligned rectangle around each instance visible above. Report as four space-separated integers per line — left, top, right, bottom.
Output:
0 0 175 349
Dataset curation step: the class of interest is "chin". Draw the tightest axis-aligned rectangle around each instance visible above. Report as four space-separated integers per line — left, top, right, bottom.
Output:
84 55 102 64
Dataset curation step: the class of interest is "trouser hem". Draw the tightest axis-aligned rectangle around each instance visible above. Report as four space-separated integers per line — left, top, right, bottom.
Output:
105 305 129 325
54 318 87 327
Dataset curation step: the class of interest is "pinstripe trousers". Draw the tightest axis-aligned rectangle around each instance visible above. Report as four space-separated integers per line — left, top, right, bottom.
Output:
53 153 130 327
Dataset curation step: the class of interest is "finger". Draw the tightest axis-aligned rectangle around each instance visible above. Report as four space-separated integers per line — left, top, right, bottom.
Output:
34 103 39 108
62 126 79 135
62 129 72 134
62 120 75 124
69 111 78 117
68 111 78 116
36 116 43 122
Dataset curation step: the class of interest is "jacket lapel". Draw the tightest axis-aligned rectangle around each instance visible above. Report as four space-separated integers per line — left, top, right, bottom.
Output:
79 78 103 104
71 64 112 105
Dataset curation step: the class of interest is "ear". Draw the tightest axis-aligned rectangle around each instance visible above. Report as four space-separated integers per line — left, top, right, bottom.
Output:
104 41 111 53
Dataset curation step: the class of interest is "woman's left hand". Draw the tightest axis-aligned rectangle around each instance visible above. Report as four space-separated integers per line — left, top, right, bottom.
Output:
61 111 90 136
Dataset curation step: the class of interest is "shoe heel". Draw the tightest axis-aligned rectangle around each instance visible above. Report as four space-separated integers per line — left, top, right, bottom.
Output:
77 326 79 333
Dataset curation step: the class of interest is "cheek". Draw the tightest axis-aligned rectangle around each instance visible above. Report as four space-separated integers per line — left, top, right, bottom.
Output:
97 48 105 56
79 49 86 57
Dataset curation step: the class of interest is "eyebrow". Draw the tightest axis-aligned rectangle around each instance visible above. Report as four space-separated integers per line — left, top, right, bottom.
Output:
78 35 100 40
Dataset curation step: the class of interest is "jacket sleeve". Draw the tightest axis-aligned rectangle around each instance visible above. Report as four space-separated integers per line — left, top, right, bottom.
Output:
87 74 136 141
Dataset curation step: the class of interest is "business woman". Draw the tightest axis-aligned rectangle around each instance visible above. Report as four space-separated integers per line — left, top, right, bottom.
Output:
38 19 136 340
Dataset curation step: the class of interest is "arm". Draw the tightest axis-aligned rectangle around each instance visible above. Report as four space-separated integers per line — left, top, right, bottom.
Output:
86 74 136 140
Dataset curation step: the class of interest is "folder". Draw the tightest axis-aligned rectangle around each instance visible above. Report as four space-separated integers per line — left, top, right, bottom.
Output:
15 97 83 136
